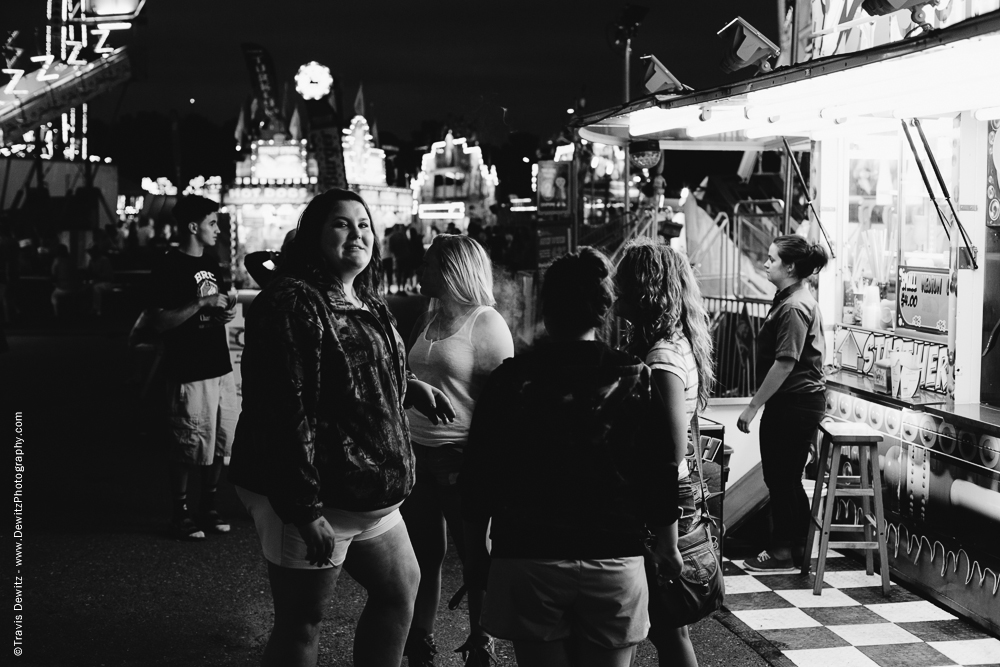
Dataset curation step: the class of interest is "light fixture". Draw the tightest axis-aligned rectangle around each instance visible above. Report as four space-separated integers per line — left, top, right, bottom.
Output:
699 105 747 121
609 4 650 48
566 108 575 114
744 118 834 139
745 106 817 123
628 140 662 169
975 106 1000 122
684 116 756 138
717 17 780 74
861 0 934 32
893 90 1000 119
629 106 702 137
640 54 690 95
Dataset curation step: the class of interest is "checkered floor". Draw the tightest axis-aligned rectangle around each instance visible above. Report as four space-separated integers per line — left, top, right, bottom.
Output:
720 550 1000 667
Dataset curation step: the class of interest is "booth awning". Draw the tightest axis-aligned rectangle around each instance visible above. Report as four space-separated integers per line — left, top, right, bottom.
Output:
575 10 1000 147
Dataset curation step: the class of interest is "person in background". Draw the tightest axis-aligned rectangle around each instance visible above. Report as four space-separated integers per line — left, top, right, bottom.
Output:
389 224 411 294
50 243 85 318
229 188 455 667
407 226 426 291
243 229 297 289
382 225 396 293
401 235 514 667
148 195 238 540
462 247 682 667
87 244 116 317
737 235 829 572
615 239 715 667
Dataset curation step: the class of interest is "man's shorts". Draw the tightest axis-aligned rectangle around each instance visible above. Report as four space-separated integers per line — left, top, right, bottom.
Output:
166 372 238 466
483 557 649 649
236 486 404 569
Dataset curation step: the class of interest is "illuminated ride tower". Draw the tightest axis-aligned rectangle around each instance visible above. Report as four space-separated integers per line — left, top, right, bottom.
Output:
1 0 140 264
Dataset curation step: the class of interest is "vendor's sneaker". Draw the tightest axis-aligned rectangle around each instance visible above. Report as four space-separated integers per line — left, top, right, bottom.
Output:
172 514 206 541
743 550 796 573
455 635 498 667
403 629 438 667
200 509 230 534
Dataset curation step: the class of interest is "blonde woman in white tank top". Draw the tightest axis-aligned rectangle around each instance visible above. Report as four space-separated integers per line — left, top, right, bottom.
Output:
401 235 513 667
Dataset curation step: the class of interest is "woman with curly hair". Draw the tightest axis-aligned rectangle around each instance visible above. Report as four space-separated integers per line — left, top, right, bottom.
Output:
615 238 715 667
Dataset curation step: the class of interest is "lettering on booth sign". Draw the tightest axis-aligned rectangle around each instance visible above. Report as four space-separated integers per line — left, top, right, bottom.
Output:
835 325 949 395
897 266 949 335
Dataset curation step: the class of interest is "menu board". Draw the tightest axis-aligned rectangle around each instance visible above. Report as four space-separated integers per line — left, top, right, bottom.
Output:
536 225 570 268
897 266 949 335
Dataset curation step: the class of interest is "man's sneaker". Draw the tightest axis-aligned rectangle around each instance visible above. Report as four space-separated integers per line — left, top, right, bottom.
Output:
403 629 438 667
172 514 206 541
200 509 230 534
455 635 498 667
743 550 796 573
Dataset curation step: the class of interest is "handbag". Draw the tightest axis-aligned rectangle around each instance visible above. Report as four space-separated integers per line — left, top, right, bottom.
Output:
128 308 163 350
645 412 725 627
127 309 166 401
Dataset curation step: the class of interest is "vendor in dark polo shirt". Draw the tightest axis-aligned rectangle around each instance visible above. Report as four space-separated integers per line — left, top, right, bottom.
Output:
737 235 829 572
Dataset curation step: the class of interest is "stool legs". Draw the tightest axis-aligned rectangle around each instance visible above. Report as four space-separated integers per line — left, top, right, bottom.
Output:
869 447 891 595
805 436 891 597
859 445 875 576
813 443 843 595
801 438 830 577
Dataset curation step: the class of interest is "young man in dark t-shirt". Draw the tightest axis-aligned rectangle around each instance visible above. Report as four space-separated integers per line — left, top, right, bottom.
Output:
149 195 239 540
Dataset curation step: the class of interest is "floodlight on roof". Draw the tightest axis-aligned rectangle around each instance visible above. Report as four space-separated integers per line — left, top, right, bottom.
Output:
861 0 934 33
717 17 780 74
641 55 692 95
609 4 650 48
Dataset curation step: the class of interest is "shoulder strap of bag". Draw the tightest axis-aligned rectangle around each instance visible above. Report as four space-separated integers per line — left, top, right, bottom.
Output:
689 411 716 523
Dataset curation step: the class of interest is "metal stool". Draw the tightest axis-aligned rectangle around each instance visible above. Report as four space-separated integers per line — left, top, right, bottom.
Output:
801 421 890 596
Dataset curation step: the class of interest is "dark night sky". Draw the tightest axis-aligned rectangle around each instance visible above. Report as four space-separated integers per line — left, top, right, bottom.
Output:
63 0 780 141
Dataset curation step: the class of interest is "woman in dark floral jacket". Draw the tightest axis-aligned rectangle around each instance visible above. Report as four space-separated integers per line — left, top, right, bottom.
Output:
229 188 454 667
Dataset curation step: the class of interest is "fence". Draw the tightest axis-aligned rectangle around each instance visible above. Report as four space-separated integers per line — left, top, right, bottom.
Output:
702 295 772 398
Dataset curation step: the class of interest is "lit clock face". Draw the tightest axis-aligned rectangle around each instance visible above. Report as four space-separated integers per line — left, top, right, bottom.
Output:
294 62 333 100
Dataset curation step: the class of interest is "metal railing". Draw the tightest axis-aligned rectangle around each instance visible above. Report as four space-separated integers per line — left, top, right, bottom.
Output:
702 294 772 398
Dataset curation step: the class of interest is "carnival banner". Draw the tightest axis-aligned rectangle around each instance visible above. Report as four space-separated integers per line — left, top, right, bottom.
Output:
241 43 282 128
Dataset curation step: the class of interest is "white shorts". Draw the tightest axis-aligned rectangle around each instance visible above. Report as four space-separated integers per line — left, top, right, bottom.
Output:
167 372 239 466
236 486 403 569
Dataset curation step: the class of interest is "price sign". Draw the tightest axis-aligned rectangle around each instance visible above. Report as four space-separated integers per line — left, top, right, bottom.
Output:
897 266 949 336
536 225 570 268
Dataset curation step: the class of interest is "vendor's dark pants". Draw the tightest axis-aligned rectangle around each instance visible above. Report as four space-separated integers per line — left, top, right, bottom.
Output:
759 392 826 551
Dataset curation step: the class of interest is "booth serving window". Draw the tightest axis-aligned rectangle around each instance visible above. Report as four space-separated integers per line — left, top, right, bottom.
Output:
839 117 959 340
